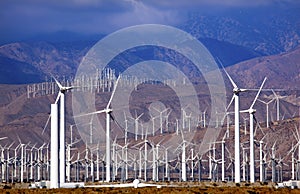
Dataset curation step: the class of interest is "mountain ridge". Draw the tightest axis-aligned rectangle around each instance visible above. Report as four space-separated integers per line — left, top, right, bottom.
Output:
0 38 263 84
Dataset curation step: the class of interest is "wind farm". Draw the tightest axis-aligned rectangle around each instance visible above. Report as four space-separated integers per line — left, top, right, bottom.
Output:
0 62 300 192
0 1 300 193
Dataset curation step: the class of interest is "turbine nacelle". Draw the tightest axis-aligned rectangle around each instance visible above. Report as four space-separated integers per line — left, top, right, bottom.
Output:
241 108 256 114
60 86 74 93
233 88 247 94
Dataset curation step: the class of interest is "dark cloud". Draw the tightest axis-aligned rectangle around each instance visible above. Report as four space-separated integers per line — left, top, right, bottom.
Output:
0 0 299 43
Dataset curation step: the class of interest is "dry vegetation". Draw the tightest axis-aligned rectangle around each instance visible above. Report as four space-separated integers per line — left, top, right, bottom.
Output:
1 182 300 194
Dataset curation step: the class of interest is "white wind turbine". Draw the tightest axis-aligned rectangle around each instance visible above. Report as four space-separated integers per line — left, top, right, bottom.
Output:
123 112 129 144
257 98 274 128
75 75 120 182
240 77 267 183
271 141 277 182
271 90 287 121
222 67 249 183
164 110 172 133
132 127 151 181
16 136 26 183
175 128 192 182
52 76 76 186
0 137 8 181
213 133 227 181
289 143 296 180
13 144 21 182
6 142 14 182
0 145 5 182
66 138 80 182
257 135 267 182
29 143 36 181
133 112 144 141
150 138 165 182
153 107 169 134
292 124 300 180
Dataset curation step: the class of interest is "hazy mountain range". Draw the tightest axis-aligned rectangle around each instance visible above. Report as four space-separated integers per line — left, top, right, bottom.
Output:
0 7 299 84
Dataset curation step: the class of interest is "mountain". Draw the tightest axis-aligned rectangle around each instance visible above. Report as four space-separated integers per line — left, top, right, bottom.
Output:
0 56 44 84
0 37 262 84
0 41 93 84
182 6 300 55
226 46 300 90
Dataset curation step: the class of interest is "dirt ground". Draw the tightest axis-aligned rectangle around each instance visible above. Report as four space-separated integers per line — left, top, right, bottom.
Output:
1 182 300 194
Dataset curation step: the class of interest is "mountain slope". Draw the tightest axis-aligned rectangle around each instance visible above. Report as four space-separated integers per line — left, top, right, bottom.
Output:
0 38 262 84
226 46 300 90
183 6 300 55
0 41 91 83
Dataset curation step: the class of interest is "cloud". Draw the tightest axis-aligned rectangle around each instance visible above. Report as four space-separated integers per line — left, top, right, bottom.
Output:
142 0 300 9
108 0 182 29
0 0 299 43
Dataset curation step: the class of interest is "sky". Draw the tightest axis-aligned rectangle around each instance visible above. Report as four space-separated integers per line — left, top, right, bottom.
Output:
0 0 299 43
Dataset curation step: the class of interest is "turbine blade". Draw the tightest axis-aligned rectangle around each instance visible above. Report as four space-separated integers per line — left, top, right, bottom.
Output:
137 113 144 119
240 109 250 113
55 92 61 104
42 114 51 135
226 95 235 111
74 109 107 118
250 77 267 109
222 67 238 89
106 75 121 110
52 76 63 89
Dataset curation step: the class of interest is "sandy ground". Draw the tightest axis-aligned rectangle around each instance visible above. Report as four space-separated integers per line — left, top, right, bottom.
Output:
1 181 300 194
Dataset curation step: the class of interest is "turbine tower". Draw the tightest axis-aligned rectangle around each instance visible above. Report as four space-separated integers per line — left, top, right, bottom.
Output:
50 104 59 188
53 77 75 186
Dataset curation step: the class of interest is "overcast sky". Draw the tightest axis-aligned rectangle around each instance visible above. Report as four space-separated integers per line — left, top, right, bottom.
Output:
0 0 299 43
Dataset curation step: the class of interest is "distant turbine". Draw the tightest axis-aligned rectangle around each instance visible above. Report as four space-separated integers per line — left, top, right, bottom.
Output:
257 98 274 128
271 90 287 121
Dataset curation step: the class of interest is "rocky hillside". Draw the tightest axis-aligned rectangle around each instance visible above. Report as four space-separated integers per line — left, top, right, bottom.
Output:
183 6 300 55
226 46 300 90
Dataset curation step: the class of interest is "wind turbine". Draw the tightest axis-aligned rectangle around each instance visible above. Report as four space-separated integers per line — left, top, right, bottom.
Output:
257 98 274 128
222 67 248 183
132 112 144 141
292 125 300 180
16 135 26 183
175 128 192 182
271 141 277 182
0 137 8 182
240 77 267 183
75 75 120 182
52 76 76 186
271 90 287 121
6 142 14 183
0 145 5 182
257 135 267 182
132 127 151 182
153 107 169 134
